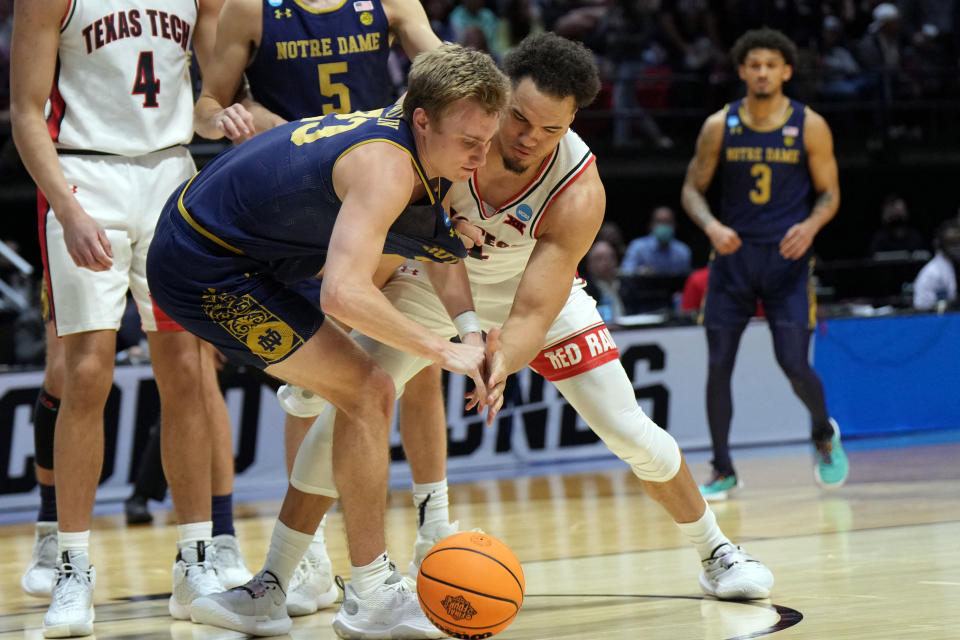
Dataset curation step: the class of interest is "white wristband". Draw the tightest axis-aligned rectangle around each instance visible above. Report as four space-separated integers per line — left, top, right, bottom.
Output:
453 310 481 340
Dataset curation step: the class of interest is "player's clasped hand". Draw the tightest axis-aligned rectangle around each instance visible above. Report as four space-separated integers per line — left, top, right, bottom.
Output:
62 209 113 271
779 221 815 260
216 103 256 143
443 339 489 415
706 220 742 255
452 215 484 249
464 327 506 427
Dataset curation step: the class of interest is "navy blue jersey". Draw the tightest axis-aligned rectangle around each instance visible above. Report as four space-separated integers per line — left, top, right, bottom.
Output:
719 99 812 242
247 0 392 120
175 103 464 279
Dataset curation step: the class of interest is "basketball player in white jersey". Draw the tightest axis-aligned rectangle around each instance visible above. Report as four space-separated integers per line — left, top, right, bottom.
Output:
269 32 774 614
11 0 248 635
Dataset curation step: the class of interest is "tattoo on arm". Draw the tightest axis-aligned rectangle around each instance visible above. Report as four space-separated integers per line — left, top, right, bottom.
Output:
810 190 835 217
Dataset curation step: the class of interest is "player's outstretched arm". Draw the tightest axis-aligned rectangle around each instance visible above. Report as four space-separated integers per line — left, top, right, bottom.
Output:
681 110 741 255
384 0 443 59
424 260 476 324
193 0 259 141
323 143 488 402
780 109 840 260
425 260 506 418
11 0 113 272
496 162 606 377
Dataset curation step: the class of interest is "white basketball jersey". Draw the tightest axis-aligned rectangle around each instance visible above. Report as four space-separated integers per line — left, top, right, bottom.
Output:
449 129 595 285
49 0 198 156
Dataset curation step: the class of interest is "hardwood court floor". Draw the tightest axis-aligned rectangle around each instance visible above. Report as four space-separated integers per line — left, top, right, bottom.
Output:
1 439 958 639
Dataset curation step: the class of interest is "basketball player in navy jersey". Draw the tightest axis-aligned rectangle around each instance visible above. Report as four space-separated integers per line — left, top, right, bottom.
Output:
681 27 848 500
148 44 509 639
194 0 439 141
191 0 458 615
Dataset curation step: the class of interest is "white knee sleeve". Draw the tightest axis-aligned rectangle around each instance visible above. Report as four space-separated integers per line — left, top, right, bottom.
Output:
552 360 682 483
290 404 340 498
286 331 431 498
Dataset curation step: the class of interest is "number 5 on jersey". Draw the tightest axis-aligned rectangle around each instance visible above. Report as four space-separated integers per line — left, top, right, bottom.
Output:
133 51 160 108
318 62 351 114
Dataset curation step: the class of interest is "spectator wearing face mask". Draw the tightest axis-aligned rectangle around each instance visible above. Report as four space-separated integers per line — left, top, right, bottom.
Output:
913 220 960 309
621 205 693 275
867 193 927 258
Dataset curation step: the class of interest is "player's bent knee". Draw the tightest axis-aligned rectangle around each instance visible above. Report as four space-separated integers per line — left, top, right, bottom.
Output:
342 366 395 426
597 405 681 483
626 419 682 483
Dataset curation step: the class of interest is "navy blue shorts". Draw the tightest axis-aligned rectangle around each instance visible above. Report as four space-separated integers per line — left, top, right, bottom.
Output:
703 242 816 330
147 195 325 369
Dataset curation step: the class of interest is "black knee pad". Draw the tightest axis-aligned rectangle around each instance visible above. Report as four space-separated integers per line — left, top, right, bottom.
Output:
33 388 60 470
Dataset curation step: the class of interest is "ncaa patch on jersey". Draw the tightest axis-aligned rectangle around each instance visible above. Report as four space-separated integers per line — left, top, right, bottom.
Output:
516 204 533 222
727 115 740 128
354 0 373 10
268 0 283 7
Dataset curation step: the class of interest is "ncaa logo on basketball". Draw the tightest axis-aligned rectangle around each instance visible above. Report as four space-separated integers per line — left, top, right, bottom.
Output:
441 594 478 621
516 204 533 222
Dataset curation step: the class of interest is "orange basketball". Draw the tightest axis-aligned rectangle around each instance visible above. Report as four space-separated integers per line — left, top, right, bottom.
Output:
417 531 524 638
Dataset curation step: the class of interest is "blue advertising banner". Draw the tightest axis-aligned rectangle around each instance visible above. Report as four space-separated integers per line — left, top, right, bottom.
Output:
814 313 960 436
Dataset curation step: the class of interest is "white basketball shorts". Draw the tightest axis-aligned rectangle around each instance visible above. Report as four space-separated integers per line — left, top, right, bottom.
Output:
39 146 196 336
383 263 619 380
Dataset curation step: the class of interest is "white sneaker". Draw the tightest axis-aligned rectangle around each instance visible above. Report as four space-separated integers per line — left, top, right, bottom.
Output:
212 534 253 589
42 552 95 638
699 543 774 600
408 520 465 579
287 545 338 616
169 541 223 620
22 522 58 597
276 384 327 418
190 570 291 636
332 571 445 639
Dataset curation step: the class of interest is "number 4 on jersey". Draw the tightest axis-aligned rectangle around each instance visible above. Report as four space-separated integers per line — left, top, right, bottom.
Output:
133 51 161 108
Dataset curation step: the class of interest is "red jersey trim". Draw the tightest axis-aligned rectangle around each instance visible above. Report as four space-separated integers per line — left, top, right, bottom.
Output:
472 146 558 220
47 61 66 142
532 154 595 239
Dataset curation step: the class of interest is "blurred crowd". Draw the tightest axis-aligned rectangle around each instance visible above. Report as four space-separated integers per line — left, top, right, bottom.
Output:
579 195 960 325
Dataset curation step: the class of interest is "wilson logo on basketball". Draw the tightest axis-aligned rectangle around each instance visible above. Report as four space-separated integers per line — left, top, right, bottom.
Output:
441 594 477 621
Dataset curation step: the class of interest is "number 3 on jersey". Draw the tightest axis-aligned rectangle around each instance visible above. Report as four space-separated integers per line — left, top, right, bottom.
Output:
749 163 771 204
133 51 160 108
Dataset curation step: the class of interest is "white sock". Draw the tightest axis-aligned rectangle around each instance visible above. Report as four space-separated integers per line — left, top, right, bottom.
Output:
177 521 213 547
265 520 315 591
177 521 213 562
58 530 90 567
351 551 392 599
306 516 328 560
676 507 732 561
412 479 449 529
